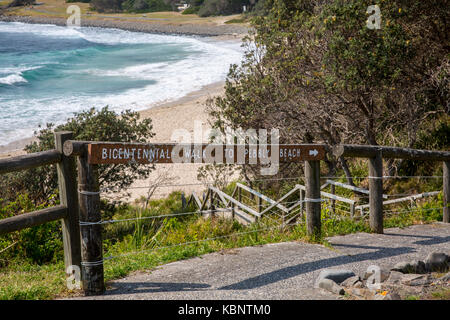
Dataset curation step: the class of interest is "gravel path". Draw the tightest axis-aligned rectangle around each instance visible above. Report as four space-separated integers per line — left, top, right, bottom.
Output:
72 222 450 300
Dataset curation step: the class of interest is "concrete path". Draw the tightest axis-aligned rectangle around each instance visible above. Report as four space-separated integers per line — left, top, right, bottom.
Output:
76 223 450 300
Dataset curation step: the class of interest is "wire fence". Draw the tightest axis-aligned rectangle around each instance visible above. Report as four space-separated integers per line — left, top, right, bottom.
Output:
88 172 444 266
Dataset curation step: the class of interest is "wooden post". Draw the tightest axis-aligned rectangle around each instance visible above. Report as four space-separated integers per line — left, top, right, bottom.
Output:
231 202 235 220
299 188 305 215
369 151 383 233
330 183 336 216
77 145 105 295
305 160 321 239
209 192 216 218
54 132 82 282
444 161 449 223
181 193 187 209
257 196 263 214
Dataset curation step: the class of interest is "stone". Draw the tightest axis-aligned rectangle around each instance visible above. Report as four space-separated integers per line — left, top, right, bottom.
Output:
385 271 404 285
341 276 362 288
348 288 375 300
364 267 390 282
400 274 432 286
375 292 401 300
316 269 356 285
410 260 427 274
387 292 401 300
353 281 364 288
437 272 450 283
317 278 346 295
424 252 449 272
391 261 414 273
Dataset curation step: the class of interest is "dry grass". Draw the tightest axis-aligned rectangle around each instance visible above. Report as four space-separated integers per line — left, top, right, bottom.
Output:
2 0 246 26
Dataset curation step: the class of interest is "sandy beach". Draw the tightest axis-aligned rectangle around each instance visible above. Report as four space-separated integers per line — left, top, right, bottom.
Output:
0 78 231 202
0 9 246 201
124 81 227 202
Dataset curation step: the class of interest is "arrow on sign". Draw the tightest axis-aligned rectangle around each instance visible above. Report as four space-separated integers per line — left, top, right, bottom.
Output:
309 149 319 157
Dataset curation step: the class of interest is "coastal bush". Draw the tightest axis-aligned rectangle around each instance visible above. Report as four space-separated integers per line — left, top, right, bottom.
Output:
181 5 200 14
123 0 172 13
0 107 154 205
90 0 123 13
0 194 63 266
66 0 90 3
197 0 243 17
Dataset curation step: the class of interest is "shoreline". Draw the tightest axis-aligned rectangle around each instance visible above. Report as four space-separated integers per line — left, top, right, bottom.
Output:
0 14 249 37
0 18 243 155
0 80 228 200
0 80 225 155
0 17 241 199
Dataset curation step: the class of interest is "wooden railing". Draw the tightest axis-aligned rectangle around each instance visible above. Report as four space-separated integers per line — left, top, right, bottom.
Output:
1 135 449 297
0 132 82 291
332 144 450 233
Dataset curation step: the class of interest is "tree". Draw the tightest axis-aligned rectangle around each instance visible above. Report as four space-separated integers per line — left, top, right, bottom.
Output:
7 0 35 8
90 0 124 13
208 0 449 183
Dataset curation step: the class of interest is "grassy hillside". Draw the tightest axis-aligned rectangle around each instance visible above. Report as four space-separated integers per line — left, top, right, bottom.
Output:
1 0 247 26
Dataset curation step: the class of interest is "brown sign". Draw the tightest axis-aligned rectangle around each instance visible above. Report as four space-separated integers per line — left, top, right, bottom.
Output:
87 143 326 165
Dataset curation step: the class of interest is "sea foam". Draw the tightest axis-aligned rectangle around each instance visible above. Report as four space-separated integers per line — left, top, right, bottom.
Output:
0 22 244 146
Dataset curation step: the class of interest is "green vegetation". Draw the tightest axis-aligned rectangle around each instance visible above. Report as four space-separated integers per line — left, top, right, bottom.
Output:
1 0 448 301
430 288 450 300
0 186 443 299
208 0 449 184
224 17 246 24
67 0 260 15
0 107 154 206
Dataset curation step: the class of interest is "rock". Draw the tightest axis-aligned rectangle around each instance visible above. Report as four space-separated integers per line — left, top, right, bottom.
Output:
364 267 390 282
387 292 401 300
391 261 414 273
385 271 404 285
317 278 345 295
353 281 364 288
341 276 362 288
348 288 375 299
437 272 450 283
316 269 356 285
424 252 449 272
410 260 427 274
375 292 401 300
400 274 432 286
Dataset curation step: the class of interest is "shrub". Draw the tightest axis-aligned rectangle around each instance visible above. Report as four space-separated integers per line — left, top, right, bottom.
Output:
0 107 154 205
90 0 123 13
0 194 62 265
197 0 243 17
181 5 200 14
122 0 172 12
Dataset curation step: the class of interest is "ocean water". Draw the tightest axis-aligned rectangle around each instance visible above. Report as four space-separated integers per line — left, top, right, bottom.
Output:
0 22 243 146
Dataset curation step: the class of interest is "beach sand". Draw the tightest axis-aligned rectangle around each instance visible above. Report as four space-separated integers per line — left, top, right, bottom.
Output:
124 81 226 202
0 80 229 201
0 15 244 201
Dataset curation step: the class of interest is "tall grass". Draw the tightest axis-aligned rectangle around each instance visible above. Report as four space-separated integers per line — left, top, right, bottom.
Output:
0 189 444 300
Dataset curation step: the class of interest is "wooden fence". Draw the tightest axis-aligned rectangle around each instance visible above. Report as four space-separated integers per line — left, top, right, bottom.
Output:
0 133 449 296
0 132 82 291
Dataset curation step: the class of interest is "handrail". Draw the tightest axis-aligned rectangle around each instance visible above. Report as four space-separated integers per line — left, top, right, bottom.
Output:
0 205 67 235
324 179 388 199
0 150 61 174
236 183 289 213
209 186 261 218
355 191 440 210
333 144 450 161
